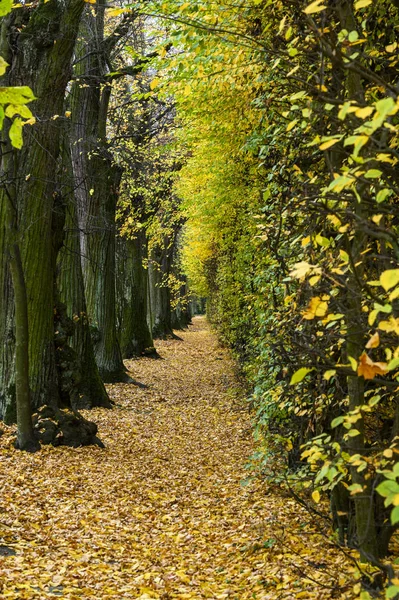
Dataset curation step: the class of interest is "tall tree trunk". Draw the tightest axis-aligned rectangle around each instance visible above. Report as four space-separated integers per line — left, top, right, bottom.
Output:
149 243 174 339
57 139 112 408
70 4 125 381
0 0 85 416
118 232 154 357
2 133 39 450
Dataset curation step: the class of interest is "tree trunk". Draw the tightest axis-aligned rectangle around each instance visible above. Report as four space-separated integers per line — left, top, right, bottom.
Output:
149 244 174 339
57 139 112 408
118 232 155 357
70 5 125 381
2 133 39 450
0 0 85 416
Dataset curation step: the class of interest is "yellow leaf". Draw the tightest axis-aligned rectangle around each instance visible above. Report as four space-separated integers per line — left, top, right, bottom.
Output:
348 356 358 371
150 78 160 90
378 317 399 335
386 42 398 53
302 296 328 320
365 332 380 349
303 0 327 14
176 570 191 584
107 7 126 16
357 352 387 380
380 269 399 291
323 369 336 381
355 106 373 119
312 490 320 503
319 138 340 150
289 261 321 279
354 0 372 8
308 275 320 286
290 367 314 385
286 119 298 132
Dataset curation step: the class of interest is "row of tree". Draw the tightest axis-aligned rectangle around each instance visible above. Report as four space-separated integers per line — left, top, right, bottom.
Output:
0 0 189 450
157 0 399 588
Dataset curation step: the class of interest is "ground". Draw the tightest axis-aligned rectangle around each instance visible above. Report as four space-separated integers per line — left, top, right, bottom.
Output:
0 317 361 599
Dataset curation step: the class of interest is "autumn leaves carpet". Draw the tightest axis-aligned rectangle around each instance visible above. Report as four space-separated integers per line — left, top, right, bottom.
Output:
0 317 356 599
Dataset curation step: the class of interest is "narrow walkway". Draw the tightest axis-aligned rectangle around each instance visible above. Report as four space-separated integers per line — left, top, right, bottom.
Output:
0 318 354 599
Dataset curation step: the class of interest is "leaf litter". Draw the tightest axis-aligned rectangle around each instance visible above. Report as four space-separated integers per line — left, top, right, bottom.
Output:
0 317 358 599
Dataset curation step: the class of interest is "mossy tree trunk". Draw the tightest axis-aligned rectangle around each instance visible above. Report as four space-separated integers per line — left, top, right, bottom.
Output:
70 3 126 381
57 138 112 408
117 231 154 357
149 242 174 339
0 0 85 419
2 133 39 451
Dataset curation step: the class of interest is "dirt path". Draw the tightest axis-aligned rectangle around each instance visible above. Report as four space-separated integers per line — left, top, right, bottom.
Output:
0 317 355 599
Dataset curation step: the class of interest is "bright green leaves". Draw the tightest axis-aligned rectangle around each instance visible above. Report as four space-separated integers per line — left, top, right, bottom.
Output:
0 86 35 105
0 0 12 17
290 367 314 385
0 56 8 76
0 88 36 148
9 117 23 149
0 0 36 151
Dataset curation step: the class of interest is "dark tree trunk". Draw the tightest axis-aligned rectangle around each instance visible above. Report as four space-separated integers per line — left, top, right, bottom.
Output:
70 5 126 382
0 0 85 416
117 232 155 357
149 244 174 339
57 139 112 408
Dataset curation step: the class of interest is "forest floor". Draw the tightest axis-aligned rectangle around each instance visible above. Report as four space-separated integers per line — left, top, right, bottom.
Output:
0 317 362 599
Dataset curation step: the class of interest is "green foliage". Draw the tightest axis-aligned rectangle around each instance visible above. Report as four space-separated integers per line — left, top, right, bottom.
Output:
154 0 399 580
0 12 35 147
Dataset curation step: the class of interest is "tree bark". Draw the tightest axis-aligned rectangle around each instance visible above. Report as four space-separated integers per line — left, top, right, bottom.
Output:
0 0 85 417
117 232 155 357
70 4 126 381
57 138 112 408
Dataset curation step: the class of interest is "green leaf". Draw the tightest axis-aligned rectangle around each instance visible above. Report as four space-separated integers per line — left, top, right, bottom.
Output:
375 97 397 119
387 357 399 372
391 505 399 525
364 169 382 179
346 429 361 437
331 416 344 428
9 117 23 149
290 367 314 385
0 86 36 105
376 189 391 203
0 56 8 76
376 480 399 498
386 585 399 599
5 104 33 119
0 0 12 17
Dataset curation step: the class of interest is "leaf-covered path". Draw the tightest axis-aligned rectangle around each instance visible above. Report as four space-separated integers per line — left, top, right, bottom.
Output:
0 318 355 599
